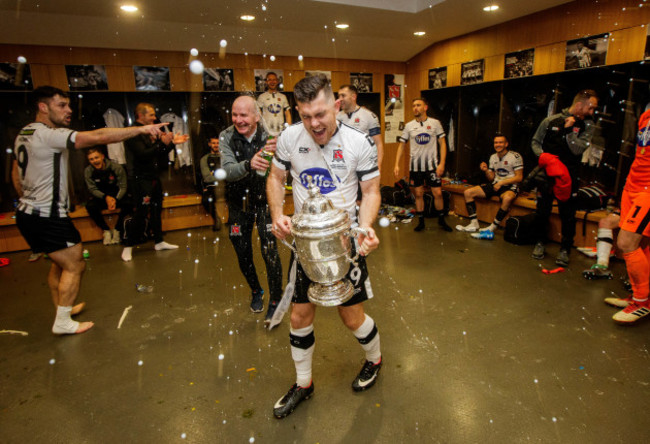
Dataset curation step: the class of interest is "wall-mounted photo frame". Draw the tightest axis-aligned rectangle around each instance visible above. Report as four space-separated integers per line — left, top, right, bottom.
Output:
203 68 234 91
645 25 650 60
504 48 534 79
565 33 609 70
461 59 484 85
133 66 170 91
0 62 33 91
66 65 108 91
428 67 447 89
350 72 373 93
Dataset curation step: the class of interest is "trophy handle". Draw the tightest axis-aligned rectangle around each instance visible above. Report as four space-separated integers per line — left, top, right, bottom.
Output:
347 227 368 266
279 237 297 254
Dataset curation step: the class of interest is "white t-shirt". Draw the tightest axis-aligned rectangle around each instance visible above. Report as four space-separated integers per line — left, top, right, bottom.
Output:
488 150 524 184
336 107 381 137
257 91 290 135
398 117 445 172
14 122 76 217
274 122 379 221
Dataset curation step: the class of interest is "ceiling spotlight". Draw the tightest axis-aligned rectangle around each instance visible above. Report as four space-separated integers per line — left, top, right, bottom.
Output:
483 5 499 11
240 15 255 21
120 5 138 12
336 23 349 29
414 31 426 36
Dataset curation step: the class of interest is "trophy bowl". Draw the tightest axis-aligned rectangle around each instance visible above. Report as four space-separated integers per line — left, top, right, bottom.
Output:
281 181 365 307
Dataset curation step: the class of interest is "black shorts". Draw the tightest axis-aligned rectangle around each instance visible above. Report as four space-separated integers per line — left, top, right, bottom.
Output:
410 170 441 188
479 182 519 199
291 242 372 306
16 211 81 254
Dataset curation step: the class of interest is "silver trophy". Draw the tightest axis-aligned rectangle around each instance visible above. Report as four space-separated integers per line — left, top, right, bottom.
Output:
281 180 366 306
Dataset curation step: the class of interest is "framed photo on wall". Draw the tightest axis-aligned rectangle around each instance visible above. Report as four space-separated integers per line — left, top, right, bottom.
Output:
254 69 285 92
645 25 650 60
504 48 534 79
461 59 484 85
428 67 447 89
203 68 234 91
0 62 33 90
133 66 170 91
350 72 372 93
565 33 609 70
66 65 108 91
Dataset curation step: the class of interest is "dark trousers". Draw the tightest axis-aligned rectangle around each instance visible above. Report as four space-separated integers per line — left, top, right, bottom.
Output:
201 185 224 227
228 205 283 303
533 182 578 251
126 178 163 246
86 196 132 232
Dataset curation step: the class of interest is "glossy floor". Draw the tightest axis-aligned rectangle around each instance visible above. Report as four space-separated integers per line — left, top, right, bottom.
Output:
1 217 647 443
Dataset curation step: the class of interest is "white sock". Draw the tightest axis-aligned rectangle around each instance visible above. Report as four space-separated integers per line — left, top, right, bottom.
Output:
155 241 179 251
52 306 80 334
353 315 381 364
480 224 497 232
290 325 315 387
596 228 614 267
121 247 133 262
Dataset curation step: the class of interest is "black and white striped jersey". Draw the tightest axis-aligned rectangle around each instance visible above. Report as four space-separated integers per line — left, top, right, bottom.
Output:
398 117 445 172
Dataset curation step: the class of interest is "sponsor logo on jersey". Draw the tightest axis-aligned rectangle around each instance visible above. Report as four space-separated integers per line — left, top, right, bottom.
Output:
551 126 560 132
333 149 344 162
266 103 282 115
299 167 338 194
639 126 650 147
299 147 310 154
415 133 431 145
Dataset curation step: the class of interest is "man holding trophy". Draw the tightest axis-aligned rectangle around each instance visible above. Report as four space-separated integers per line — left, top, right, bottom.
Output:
267 74 383 418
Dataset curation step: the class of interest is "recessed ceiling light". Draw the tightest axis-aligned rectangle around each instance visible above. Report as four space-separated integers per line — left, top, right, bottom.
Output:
120 5 138 12
483 5 499 11
240 15 255 21
414 31 426 36
336 23 349 29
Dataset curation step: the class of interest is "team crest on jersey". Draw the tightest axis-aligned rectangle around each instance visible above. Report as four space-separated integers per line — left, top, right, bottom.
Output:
572 126 580 134
354 118 360 123
299 146 310 154
230 224 242 236
415 133 431 145
333 149 344 162
503 161 508 165
299 168 338 194
427 126 431 130
142 195 151 205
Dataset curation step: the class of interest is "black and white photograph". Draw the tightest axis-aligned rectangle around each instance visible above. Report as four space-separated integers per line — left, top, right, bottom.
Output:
428 67 447 89
504 48 535 79
565 33 609 70
65 64 109 91
305 70 332 82
350 72 373 93
0 62 33 90
645 25 650 60
203 68 234 91
254 69 285 92
133 66 171 91
461 59 484 85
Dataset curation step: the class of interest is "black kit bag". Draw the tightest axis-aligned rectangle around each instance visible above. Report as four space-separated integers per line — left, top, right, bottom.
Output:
575 185 608 211
380 179 413 207
504 213 537 245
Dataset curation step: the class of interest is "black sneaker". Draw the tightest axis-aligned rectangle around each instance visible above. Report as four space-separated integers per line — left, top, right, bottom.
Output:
532 242 545 260
352 358 382 392
250 290 264 313
264 301 278 329
273 382 314 418
556 249 570 267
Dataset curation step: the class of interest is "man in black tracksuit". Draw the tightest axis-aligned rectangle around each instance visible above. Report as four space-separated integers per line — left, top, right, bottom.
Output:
220 95 283 327
121 103 188 262
530 89 599 266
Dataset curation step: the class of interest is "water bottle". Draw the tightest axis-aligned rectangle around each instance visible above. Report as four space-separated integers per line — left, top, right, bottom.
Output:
471 230 494 240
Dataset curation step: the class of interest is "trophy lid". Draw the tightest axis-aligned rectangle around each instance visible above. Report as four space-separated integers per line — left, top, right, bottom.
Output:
292 180 349 234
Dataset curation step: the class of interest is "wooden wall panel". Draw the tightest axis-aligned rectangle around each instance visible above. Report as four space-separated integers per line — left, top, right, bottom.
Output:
484 55 504 83
607 26 647 65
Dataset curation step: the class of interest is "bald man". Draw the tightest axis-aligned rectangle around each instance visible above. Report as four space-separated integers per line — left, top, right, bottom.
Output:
220 96 283 326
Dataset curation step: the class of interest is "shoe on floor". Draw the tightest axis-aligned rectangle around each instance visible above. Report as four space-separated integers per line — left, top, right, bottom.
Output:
352 358 382 392
456 223 479 232
264 300 278 329
250 290 264 313
102 230 112 245
154 241 179 251
604 294 632 308
532 242 545 260
556 249 570 267
273 382 314 419
583 264 613 280
110 229 121 245
28 253 42 262
613 299 650 324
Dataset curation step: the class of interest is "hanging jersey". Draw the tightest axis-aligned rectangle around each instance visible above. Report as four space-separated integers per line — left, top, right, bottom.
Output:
274 122 379 221
624 110 650 193
14 123 76 218
257 91 290 135
488 150 524 184
398 117 445 172
336 107 381 137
